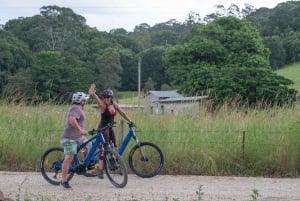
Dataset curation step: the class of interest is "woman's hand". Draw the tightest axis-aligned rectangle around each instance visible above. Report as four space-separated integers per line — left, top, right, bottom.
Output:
89 83 96 96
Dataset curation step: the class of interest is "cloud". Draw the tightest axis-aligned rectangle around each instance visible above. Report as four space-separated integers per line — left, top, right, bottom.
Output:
0 0 289 32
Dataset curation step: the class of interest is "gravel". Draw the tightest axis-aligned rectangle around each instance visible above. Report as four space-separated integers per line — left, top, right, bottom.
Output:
0 171 299 201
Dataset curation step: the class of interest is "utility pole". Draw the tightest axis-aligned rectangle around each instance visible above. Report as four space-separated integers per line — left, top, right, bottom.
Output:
138 56 141 106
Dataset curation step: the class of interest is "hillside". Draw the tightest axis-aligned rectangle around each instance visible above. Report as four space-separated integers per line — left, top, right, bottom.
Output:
276 62 300 91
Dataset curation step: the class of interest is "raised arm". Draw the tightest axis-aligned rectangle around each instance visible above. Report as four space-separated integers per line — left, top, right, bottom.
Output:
89 83 105 112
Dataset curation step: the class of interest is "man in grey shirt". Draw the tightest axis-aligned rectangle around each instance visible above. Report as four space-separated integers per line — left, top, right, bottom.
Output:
60 92 90 189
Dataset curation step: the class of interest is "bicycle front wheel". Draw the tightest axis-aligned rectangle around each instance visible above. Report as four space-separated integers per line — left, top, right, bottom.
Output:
40 147 74 185
128 141 164 178
103 149 128 188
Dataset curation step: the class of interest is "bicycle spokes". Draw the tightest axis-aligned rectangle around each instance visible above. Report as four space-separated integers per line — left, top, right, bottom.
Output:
104 149 128 188
40 147 74 186
128 142 164 178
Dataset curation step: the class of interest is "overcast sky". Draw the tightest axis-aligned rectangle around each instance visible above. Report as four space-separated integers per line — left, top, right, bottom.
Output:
0 0 289 32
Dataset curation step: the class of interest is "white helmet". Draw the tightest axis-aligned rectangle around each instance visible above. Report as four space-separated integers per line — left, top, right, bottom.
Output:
72 92 89 103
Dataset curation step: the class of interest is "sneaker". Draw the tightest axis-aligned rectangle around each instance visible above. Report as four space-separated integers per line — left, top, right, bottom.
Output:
60 181 72 189
96 169 104 179
86 167 97 174
87 160 96 170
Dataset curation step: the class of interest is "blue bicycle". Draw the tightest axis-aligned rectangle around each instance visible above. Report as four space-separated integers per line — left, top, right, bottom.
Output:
40 125 128 188
84 122 165 178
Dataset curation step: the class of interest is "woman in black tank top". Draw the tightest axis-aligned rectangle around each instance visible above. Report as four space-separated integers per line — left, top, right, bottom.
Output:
89 83 133 179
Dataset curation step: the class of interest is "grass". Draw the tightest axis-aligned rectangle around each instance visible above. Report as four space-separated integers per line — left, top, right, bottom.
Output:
1 63 300 201
276 62 300 91
0 101 299 177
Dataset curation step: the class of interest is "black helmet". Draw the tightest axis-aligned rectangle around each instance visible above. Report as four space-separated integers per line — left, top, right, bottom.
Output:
102 89 114 97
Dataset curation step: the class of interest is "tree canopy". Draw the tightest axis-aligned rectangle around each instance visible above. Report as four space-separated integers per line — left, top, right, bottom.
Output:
164 16 297 108
0 2 299 106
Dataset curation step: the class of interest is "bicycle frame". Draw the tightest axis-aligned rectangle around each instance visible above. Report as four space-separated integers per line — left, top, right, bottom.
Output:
40 124 128 188
117 126 133 155
73 132 105 169
115 123 164 178
118 125 142 156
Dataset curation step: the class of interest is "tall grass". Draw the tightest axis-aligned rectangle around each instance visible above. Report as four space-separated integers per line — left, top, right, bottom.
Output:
276 62 300 91
0 101 299 177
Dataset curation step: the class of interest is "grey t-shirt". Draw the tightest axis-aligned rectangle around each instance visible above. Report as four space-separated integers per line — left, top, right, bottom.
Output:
61 104 85 141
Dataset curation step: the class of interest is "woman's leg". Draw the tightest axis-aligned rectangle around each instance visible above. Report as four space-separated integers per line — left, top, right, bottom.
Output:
97 127 110 179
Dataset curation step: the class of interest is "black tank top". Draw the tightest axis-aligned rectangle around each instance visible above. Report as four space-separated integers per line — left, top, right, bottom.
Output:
100 105 116 126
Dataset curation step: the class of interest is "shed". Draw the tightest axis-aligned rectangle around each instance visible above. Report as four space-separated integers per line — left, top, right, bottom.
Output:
144 90 183 108
152 96 210 114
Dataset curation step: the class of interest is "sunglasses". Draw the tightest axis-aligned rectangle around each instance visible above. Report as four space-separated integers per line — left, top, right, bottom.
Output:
103 95 111 99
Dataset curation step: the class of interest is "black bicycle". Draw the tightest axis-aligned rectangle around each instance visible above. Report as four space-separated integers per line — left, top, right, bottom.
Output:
40 125 128 188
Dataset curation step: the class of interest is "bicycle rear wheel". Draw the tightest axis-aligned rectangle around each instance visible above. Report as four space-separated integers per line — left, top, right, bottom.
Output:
128 141 164 178
103 149 128 188
40 147 74 185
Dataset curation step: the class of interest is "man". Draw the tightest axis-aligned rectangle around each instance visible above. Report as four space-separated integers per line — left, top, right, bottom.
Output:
60 92 90 189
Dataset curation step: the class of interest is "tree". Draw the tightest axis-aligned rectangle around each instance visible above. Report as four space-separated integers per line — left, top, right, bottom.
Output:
30 51 93 101
95 47 123 90
143 77 156 94
164 16 297 108
150 30 177 46
0 29 32 96
246 1 300 67
282 29 300 64
140 46 170 90
184 12 202 26
130 23 151 49
119 48 138 91
263 36 286 69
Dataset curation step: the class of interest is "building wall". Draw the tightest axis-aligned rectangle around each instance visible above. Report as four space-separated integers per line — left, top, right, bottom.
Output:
151 99 211 115
144 93 158 108
160 102 200 115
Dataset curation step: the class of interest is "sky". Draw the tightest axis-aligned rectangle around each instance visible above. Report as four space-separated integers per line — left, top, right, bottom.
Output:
0 0 290 32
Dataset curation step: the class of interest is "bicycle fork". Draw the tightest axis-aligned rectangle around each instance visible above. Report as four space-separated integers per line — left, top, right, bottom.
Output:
135 140 149 162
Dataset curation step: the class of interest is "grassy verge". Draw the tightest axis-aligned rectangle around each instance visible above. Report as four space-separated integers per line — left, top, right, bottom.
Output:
0 102 299 176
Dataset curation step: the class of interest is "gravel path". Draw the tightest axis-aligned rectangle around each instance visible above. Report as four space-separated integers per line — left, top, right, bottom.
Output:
0 171 299 201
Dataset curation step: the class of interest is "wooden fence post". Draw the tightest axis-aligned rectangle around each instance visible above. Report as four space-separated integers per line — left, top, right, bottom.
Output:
242 130 246 160
118 119 124 147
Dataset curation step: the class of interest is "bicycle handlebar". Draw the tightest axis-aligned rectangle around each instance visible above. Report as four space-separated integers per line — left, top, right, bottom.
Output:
128 121 135 128
89 122 135 135
88 123 115 135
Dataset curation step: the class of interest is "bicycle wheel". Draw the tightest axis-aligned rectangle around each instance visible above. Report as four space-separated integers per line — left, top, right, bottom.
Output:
40 147 74 185
128 141 164 178
103 149 128 188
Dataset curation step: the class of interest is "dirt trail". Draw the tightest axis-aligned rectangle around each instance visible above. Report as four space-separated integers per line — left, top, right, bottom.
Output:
0 171 299 201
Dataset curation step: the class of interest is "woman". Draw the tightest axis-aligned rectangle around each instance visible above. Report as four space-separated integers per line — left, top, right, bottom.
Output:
89 83 133 178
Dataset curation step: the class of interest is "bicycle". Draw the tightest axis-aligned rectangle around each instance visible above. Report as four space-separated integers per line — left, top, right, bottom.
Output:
40 124 128 188
84 122 165 178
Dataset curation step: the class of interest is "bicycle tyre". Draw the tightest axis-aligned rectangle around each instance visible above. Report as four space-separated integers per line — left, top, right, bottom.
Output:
128 141 164 178
103 149 128 188
40 147 74 185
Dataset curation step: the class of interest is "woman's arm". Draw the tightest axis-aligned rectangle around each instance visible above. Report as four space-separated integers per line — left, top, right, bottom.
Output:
89 83 105 113
114 102 132 123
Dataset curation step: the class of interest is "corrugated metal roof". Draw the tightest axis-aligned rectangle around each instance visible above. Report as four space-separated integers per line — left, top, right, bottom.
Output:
156 96 209 103
148 91 183 98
